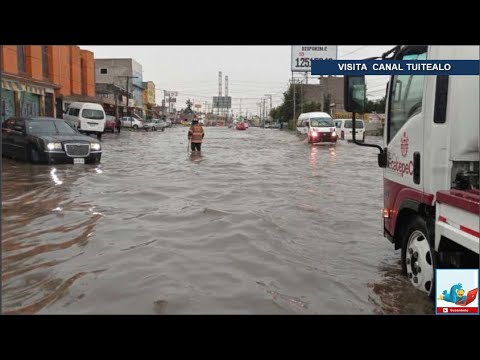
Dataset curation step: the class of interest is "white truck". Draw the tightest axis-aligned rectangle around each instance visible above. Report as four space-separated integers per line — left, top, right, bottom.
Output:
344 45 479 298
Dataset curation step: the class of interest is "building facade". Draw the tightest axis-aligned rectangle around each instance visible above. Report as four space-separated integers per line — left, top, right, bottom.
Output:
143 81 157 119
292 76 345 114
95 58 144 118
1 45 97 122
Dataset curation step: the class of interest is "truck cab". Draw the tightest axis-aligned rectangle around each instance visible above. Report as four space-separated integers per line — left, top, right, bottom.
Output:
344 45 479 298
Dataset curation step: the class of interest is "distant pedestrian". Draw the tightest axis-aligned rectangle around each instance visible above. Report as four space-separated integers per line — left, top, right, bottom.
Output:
116 119 121 133
188 118 205 152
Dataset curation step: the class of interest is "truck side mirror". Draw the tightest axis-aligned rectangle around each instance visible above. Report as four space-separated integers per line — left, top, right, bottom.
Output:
344 75 366 113
378 148 388 168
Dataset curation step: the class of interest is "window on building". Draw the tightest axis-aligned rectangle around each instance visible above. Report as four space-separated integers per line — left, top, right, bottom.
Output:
42 46 49 79
17 45 26 73
100 68 108 74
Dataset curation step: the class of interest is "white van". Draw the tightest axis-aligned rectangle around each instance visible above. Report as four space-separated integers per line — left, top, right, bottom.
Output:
64 102 106 139
334 119 365 142
296 112 337 144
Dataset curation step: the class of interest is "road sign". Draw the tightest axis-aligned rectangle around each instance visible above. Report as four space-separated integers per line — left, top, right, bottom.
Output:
291 45 338 72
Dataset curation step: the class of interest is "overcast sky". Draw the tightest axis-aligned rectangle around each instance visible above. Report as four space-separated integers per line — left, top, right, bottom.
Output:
81 45 394 115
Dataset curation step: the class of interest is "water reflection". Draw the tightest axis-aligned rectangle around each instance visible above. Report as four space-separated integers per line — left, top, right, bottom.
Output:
50 168 63 185
189 152 204 163
309 145 336 169
2 159 102 314
309 146 319 169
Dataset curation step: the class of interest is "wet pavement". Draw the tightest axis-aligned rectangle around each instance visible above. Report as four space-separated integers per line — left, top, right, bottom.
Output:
1 127 434 314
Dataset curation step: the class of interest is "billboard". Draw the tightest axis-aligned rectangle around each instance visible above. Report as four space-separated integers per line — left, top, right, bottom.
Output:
291 45 338 72
213 96 231 109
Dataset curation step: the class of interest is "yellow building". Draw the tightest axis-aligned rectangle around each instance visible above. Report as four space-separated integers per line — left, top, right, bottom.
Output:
143 81 156 119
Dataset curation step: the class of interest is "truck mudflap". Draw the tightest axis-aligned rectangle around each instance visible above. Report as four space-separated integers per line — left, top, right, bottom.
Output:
435 190 480 254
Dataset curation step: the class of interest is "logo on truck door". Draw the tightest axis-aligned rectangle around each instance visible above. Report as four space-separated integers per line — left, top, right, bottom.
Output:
400 131 409 157
388 131 413 177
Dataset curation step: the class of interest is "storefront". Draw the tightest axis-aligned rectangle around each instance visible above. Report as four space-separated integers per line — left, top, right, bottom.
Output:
1 77 57 120
20 91 41 117
1 88 16 122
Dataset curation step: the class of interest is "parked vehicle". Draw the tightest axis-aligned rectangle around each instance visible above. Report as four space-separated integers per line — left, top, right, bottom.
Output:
343 45 479 298
2 117 102 164
296 112 337 144
236 123 247 130
143 119 166 132
63 102 106 139
120 116 144 129
334 119 365 142
105 115 117 133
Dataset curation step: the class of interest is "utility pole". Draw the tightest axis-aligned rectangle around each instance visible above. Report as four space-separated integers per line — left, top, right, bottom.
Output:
225 75 228 120
163 90 167 119
218 71 222 116
118 75 138 120
262 98 267 127
264 94 272 122
301 79 304 114
292 74 296 130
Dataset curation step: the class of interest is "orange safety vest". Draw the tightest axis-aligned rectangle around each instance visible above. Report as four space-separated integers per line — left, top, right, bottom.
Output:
189 125 204 143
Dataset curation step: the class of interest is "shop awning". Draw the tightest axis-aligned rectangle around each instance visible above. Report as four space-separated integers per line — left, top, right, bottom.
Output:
2 80 47 95
1 79 23 92
24 84 45 95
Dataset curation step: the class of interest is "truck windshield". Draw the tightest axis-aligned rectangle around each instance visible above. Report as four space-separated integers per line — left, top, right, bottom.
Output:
27 120 77 135
82 109 104 120
344 120 364 129
311 118 334 127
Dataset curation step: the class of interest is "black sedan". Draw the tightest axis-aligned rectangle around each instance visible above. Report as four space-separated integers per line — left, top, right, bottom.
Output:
2 117 102 164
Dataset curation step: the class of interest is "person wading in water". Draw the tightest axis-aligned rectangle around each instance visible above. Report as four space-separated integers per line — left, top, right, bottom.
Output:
188 118 205 152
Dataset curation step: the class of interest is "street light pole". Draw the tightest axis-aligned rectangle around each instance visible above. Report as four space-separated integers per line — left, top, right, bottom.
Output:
117 75 138 120
264 94 272 123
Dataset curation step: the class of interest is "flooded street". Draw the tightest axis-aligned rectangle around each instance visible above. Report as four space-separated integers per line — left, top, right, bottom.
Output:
1 127 434 314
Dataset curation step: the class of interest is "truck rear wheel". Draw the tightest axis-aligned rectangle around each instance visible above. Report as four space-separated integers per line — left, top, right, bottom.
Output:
401 216 436 298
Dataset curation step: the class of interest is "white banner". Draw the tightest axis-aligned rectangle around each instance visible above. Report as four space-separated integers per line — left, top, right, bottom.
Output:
291 45 338 72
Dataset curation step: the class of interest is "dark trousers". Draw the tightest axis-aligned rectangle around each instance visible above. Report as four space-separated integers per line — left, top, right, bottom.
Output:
191 142 202 151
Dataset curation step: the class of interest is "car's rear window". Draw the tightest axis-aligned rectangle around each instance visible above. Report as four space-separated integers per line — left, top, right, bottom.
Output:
344 120 364 129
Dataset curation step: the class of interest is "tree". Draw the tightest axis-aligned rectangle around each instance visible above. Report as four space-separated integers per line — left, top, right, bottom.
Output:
269 84 324 129
365 96 386 113
184 99 193 114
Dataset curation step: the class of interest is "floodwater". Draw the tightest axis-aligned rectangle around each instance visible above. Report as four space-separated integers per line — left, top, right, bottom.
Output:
1 127 434 314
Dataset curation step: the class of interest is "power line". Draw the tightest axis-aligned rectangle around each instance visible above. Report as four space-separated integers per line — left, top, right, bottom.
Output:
339 46 369 58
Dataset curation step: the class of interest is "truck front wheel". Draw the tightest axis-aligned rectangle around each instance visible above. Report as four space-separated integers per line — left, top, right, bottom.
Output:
401 216 436 298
